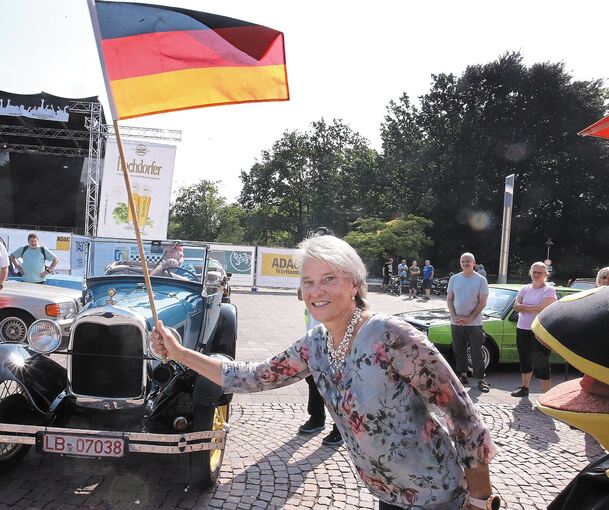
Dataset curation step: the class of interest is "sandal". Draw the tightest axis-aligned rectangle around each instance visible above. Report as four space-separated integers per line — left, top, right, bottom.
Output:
477 380 490 393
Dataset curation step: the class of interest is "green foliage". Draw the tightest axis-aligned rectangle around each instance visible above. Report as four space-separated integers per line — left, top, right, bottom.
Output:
239 119 384 245
168 180 246 244
344 216 433 274
381 52 609 277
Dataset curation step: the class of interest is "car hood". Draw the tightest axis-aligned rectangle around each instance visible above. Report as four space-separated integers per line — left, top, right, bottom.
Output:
2 281 82 301
395 308 452 327
85 284 193 327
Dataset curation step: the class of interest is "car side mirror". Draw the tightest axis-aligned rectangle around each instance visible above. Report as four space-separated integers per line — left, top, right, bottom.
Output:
509 311 519 322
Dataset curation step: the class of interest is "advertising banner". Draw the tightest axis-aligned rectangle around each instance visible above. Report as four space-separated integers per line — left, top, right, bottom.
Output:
97 139 176 239
255 246 300 289
209 244 255 287
70 235 90 276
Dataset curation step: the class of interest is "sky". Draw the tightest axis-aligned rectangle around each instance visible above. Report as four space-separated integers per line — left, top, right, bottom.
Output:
1 0 607 203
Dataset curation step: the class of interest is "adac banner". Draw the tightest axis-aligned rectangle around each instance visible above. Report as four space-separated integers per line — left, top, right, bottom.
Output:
97 139 176 240
256 246 300 289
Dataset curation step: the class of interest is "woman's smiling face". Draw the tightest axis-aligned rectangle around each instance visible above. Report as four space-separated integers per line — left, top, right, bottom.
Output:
301 258 357 324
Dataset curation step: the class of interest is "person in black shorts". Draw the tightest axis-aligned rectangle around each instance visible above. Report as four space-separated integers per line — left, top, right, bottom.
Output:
382 256 393 291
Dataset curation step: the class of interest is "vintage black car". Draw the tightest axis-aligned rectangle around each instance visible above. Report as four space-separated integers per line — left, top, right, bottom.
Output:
0 239 236 489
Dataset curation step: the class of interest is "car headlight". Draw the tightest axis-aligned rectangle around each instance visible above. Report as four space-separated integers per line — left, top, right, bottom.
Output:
27 319 62 354
148 327 182 361
45 301 78 318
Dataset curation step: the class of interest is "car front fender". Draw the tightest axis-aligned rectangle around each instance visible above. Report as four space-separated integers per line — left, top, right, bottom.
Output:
0 343 67 414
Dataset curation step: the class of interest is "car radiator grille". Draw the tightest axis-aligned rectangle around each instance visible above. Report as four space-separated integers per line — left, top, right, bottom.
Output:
71 322 144 398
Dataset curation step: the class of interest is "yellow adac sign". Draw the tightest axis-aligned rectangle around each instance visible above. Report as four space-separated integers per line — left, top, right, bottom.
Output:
55 236 71 251
261 253 300 277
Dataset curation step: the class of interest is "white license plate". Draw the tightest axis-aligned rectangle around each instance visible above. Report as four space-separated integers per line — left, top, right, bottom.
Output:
42 433 125 458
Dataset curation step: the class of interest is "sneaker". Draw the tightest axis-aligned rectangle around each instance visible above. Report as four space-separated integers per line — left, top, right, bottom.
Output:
510 386 529 398
477 380 490 393
322 426 343 446
298 418 325 434
458 374 469 385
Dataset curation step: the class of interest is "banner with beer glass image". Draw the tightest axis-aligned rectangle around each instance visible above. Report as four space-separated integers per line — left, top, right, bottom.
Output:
97 139 176 239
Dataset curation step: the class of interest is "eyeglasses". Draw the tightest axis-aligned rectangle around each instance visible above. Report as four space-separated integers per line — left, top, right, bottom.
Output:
531 271 546 275
301 275 350 290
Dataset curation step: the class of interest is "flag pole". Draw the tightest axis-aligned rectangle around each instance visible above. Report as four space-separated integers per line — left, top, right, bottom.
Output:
113 120 159 326
88 0 163 359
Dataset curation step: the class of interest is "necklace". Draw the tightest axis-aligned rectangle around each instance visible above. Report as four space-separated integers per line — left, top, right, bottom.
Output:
326 306 362 374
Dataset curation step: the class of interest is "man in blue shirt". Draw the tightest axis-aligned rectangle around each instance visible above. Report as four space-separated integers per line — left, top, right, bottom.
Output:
422 259 435 301
9 233 58 283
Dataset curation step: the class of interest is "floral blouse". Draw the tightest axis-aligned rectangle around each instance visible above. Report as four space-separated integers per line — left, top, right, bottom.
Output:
222 314 497 509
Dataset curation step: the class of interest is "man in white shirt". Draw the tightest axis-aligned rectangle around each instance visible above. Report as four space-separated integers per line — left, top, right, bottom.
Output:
0 239 8 292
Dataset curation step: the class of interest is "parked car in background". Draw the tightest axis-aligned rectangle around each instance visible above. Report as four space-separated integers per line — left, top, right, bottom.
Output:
0 281 81 343
207 258 232 303
0 239 236 489
567 278 596 290
9 273 84 291
396 283 580 370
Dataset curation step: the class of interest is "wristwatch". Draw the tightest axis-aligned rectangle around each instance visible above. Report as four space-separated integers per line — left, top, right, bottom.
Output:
468 494 501 510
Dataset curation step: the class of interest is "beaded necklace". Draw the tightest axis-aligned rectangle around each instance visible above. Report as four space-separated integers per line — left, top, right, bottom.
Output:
326 306 362 374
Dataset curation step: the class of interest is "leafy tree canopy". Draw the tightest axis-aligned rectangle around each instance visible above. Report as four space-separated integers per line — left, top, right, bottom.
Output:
343 215 433 274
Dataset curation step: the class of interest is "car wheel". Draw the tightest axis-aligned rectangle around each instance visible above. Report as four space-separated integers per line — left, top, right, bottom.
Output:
189 403 230 489
466 339 495 372
0 382 36 473
0 310 33 343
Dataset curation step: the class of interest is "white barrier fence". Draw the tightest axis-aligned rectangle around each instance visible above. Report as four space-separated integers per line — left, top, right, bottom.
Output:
0 228 302 290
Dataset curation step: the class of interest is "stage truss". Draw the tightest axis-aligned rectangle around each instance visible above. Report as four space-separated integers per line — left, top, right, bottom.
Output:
0 102 181 236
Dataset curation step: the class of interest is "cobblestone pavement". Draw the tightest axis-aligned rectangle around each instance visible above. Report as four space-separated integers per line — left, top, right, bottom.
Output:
0 290 605 509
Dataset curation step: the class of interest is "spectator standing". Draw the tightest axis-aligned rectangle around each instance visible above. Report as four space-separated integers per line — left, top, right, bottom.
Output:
382 256 393 291
596 267 609 287
297 226 343 446
0 238 8 292
9 233 58 283
422 260 434 301
475 264 487 278
397 259 408 290
447 252 491 393
407 260 420 300
511 262 557 397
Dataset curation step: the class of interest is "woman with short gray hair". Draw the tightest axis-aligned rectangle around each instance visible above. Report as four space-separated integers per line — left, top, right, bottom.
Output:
596 266 609 287
152 235 498 509
511 262 557 397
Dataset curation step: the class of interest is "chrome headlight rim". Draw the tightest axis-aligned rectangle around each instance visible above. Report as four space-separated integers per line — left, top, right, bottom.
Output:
27 319 62 354
148 326 182 361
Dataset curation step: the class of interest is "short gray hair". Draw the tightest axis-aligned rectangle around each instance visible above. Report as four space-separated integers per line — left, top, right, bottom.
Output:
529 261 549 281
596 267 609 287
295 235 368 308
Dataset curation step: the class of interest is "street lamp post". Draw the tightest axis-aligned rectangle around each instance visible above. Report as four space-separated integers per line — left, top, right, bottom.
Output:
545 237 554 260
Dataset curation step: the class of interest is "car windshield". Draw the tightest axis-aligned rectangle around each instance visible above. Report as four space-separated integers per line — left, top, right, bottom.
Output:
88 239 207 283
570 280 595 290
483 287 517 318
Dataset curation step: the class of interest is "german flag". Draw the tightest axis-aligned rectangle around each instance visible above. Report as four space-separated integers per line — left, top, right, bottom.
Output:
91 1 289 120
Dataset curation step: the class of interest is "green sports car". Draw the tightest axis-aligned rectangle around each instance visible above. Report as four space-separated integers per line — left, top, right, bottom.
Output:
396 284 579 370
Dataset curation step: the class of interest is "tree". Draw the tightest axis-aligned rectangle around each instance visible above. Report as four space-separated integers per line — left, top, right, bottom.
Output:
381 52 609 277
344 215 433 275
239 119 382 245
168 180 228 242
